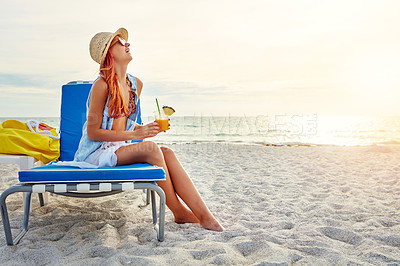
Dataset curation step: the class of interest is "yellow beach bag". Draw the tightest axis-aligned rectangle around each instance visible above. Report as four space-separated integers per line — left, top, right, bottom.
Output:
0 120 60 164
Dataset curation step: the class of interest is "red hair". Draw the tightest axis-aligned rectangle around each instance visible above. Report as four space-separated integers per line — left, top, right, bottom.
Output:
99 37 129 118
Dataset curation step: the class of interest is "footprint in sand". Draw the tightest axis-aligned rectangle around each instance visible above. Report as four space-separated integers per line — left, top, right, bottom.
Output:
235 241 270 257
190 248 226 260
372 234 400 248
318 227 362 245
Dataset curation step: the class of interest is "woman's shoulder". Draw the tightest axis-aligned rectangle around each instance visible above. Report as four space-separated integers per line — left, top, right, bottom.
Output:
90 77 108 98
92 77 108 90
135 77 143 90
135 77 143 97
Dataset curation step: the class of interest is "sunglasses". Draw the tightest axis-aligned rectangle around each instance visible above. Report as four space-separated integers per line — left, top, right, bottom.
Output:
118 37 127 46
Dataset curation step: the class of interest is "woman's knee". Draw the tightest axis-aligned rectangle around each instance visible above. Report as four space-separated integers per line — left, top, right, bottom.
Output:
160 146 174 157
139 141 159 152
141 141 163 164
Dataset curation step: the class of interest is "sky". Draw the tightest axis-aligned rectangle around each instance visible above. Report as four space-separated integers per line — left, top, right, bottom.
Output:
0 0 400 117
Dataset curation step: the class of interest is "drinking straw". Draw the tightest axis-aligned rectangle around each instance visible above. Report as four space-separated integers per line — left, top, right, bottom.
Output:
156 98 161 116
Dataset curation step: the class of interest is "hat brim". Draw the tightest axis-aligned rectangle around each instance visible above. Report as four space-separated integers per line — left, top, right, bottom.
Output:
100 28 129 65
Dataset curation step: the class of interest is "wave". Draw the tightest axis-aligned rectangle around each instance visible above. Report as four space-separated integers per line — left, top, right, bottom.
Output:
214 133 242 137
183 125 202 128
155 139 400 147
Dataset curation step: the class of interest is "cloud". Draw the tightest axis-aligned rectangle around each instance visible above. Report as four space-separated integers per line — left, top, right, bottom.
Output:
0 72 70 93
0 86 58 97
1 0 400 116
0 73 48 88
0 84 60 117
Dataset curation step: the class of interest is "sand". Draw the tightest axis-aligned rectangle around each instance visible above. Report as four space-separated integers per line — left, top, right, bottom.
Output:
1 143 400 265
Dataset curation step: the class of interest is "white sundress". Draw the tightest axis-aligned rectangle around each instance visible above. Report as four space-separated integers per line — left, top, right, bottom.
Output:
53 140 137 169
84 141 132 168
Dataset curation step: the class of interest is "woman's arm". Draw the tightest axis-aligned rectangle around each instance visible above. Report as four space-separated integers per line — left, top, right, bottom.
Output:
86 78 159 141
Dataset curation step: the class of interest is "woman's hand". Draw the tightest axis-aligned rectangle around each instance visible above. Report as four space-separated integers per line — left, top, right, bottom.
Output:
132 122 160 139
134 123 143 130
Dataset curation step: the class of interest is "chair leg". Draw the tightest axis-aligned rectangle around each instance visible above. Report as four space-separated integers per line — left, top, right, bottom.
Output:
158 191 165 241
146 189 151 205
135 182 166 242
150 185 165 242
19 192 32 242
0 194 13 245
151 190 157 225
38 193 45 207
0 185 32 245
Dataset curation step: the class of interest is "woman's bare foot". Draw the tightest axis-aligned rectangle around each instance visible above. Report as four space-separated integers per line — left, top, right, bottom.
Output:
174 208 200 224
201 218 224 232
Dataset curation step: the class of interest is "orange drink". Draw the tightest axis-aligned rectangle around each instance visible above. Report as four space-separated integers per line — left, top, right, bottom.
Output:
156 118 169 131
154 111 169 131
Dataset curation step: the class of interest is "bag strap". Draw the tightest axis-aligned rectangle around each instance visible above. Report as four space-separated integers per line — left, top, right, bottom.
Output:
26 120 60 140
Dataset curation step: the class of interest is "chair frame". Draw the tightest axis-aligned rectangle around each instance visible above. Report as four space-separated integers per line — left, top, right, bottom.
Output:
1 80 166 246
1 181 166 245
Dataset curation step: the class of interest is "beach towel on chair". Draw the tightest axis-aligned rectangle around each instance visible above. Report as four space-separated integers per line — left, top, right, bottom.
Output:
0 120 60 164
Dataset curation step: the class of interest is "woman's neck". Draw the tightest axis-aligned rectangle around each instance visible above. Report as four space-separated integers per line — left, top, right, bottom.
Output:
114 63 128 85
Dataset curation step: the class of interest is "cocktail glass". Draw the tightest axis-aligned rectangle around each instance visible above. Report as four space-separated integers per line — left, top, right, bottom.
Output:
154 110 169 131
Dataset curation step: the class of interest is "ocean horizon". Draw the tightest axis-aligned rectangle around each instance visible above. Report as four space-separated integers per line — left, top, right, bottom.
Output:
1 115 399 147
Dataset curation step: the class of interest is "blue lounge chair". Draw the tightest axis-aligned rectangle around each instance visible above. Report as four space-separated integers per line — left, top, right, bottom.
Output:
0 81 166 245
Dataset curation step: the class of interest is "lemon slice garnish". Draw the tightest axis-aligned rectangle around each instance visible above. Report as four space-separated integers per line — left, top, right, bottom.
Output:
162 106 175 116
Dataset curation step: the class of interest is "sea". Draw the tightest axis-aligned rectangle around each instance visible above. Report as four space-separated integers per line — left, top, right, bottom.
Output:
1 115 400 147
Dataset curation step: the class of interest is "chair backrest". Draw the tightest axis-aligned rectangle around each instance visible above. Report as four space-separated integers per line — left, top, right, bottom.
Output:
59 81 142 161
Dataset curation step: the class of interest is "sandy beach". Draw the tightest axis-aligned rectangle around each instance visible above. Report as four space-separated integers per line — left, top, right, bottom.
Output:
1 143 400 265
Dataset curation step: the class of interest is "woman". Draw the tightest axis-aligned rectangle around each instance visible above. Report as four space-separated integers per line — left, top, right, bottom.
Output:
75 28 223 232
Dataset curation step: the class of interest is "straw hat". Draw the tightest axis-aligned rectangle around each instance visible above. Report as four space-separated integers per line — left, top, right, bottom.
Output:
89 28 128 65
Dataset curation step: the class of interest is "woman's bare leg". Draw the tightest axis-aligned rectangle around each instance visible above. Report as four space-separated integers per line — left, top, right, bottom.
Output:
115 141 200 224
160 146 223 232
